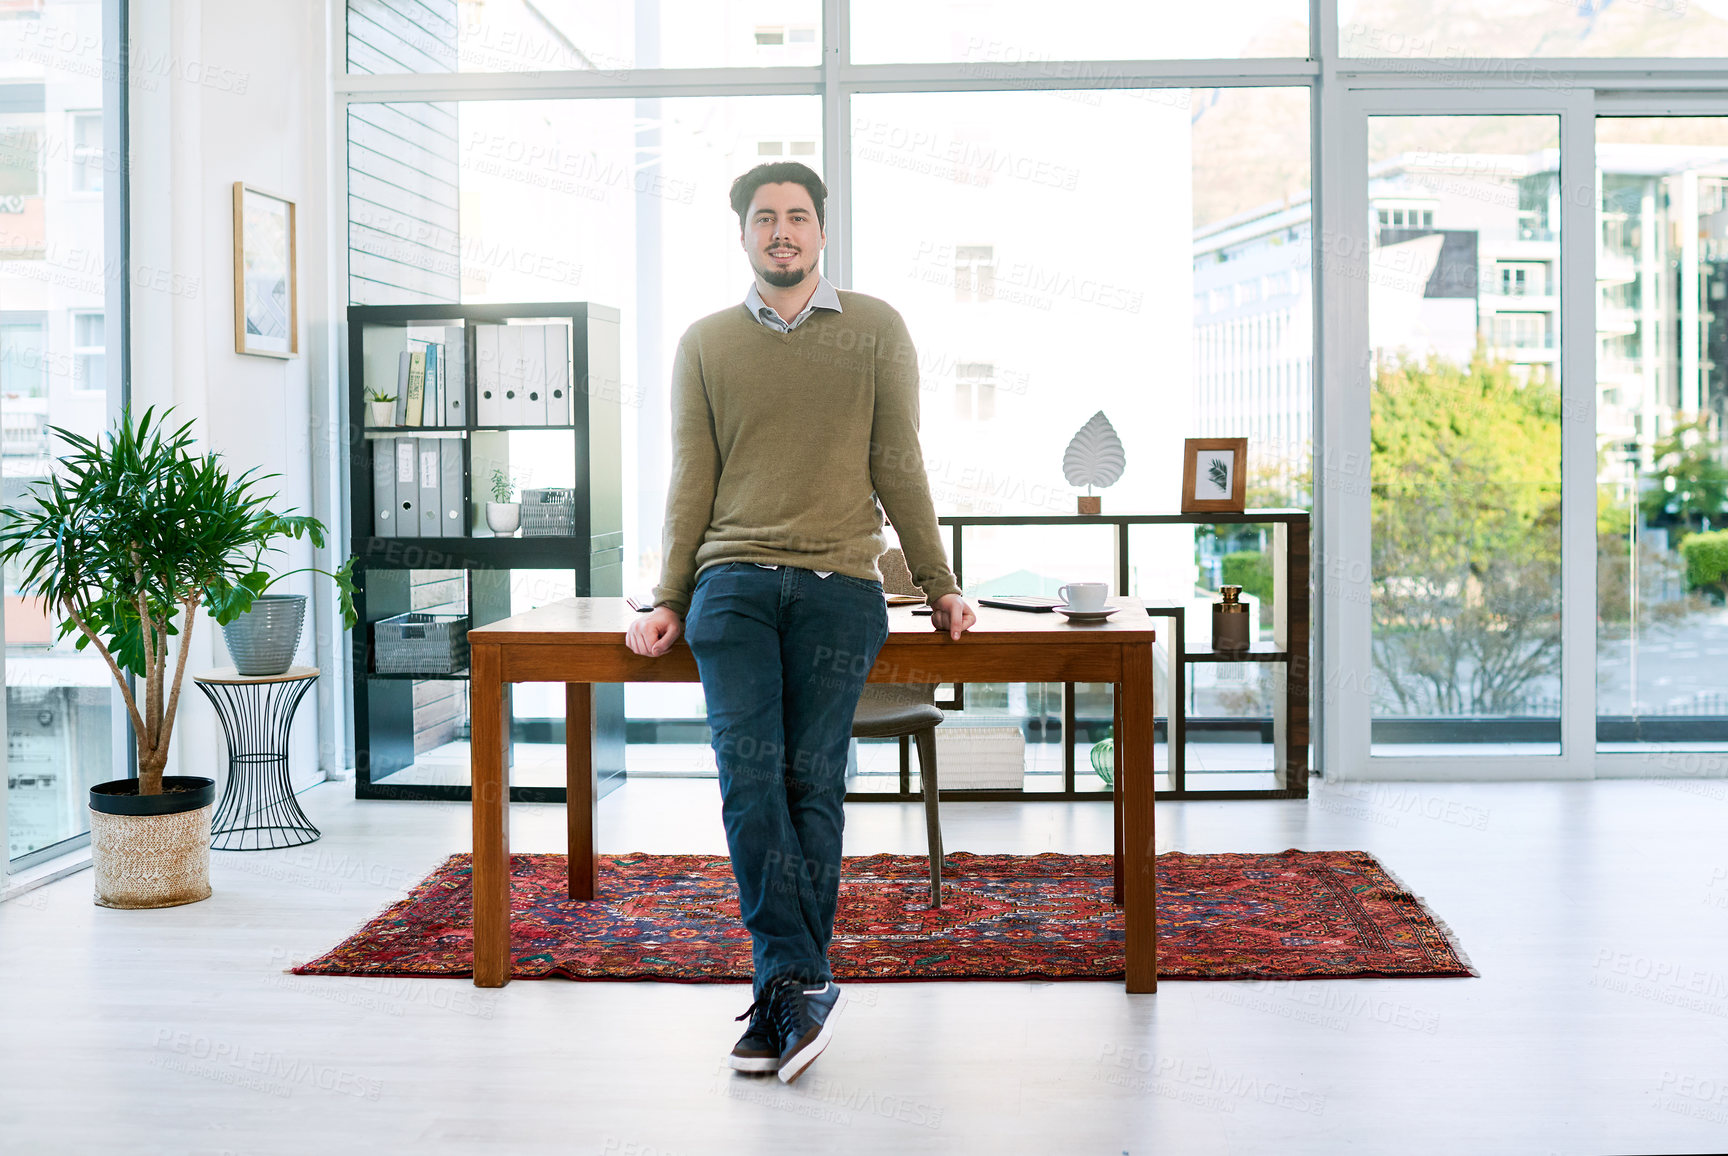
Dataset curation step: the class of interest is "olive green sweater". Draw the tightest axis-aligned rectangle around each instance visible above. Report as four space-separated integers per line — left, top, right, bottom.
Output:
650 291 963 617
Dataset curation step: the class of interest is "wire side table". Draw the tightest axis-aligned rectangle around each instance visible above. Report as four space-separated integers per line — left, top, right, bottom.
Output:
194 667 321 851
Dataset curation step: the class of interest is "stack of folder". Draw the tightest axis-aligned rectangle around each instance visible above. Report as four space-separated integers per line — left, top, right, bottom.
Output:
474 322 572 426
372 436 465 538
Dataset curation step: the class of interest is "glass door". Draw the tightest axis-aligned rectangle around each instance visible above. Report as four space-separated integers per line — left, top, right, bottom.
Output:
1592 112 1728 765
1330 88 1595 776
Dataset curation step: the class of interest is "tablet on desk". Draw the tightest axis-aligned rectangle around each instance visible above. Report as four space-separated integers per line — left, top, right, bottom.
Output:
976 595 1062 612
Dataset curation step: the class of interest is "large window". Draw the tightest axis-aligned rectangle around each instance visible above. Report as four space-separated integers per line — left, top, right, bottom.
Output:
3 0 122 866
337 2 1728 784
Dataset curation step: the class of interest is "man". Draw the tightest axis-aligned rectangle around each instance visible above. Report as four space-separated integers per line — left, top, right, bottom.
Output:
624 161 975 1083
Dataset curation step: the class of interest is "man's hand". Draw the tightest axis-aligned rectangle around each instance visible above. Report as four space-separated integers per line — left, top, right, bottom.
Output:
929 593 975 640
626 606 683 657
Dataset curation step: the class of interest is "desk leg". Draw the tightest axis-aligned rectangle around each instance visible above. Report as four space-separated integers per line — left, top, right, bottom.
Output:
1113 679 1124 906
1120 641 1159 994
566 683 597 901
471 644 512 988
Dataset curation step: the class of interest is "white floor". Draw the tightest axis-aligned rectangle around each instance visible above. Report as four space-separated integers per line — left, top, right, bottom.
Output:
2 775 1726 1155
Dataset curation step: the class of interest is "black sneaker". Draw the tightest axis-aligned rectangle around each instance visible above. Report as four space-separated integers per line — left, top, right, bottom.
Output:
729 991 781 1073
768 976 846 1084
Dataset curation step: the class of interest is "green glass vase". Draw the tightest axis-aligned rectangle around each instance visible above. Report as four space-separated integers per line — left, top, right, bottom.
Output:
1088 737 1115 787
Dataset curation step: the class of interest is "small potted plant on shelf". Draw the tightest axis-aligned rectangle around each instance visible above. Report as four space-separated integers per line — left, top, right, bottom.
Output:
365 388 397 427
486 466 520 537
0 407 355 909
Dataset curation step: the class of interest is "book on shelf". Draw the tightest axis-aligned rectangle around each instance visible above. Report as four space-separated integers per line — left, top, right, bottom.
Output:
424 342 441 428
393 354 410 425
404 350 427 426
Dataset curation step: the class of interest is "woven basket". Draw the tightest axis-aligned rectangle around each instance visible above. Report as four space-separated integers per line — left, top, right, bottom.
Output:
520 487 577 537
89 803 214 909
374 612 471 674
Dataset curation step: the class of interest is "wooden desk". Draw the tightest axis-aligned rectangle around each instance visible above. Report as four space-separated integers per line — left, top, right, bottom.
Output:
466 597 1160 993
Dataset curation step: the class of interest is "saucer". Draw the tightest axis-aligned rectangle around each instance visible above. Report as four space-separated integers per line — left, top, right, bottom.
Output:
1053 603 1119 621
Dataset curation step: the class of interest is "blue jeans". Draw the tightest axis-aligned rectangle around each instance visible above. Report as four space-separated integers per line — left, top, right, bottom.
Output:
682 562 890 998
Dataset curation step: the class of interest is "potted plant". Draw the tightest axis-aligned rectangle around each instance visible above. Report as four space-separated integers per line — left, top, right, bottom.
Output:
0 408 356 908
486 466 520 536
212 552 359 678
365 388 397 427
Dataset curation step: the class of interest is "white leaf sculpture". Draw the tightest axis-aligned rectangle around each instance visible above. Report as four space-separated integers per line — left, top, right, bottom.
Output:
1062 410 1126 493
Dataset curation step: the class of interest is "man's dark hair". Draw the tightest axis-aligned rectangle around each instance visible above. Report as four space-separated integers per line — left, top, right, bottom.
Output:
729 162 828 233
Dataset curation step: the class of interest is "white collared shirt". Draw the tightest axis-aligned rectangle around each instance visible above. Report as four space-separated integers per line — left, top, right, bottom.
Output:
746 275 845 579
744 274 843 334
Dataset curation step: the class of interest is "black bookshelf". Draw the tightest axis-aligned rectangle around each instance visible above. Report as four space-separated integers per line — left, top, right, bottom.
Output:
346 302 626 803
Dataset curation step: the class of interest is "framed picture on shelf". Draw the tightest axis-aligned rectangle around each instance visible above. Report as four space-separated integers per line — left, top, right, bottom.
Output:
232 181 298 358
1181 437 1247 513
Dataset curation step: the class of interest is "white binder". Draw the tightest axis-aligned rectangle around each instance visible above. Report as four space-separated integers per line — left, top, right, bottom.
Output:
544 324 571 425
475 323 504 426
498 324 525 426
519 324 549 426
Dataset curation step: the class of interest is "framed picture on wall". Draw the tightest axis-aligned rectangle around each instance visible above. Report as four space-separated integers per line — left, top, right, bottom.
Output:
232 182 298 358
1181 437 1248 513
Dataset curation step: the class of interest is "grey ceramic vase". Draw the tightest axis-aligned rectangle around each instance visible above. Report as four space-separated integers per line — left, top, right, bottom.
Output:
221 594 307 676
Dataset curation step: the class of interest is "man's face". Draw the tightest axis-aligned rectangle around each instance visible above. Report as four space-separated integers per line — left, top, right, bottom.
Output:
741 182 825 289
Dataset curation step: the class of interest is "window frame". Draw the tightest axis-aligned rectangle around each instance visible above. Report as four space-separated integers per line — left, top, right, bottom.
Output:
2 0 131 886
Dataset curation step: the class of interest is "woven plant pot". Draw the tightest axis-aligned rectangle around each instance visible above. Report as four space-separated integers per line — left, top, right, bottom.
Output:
221 593 307 676
88 776 216 909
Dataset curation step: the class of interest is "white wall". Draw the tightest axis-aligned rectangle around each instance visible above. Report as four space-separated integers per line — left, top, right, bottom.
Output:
128 0 340 790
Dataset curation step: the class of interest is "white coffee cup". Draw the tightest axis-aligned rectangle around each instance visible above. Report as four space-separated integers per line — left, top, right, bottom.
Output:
1058 582 1109 611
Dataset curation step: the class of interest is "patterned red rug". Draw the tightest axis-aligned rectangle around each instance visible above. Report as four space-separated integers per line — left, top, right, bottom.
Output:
290 849 1475 983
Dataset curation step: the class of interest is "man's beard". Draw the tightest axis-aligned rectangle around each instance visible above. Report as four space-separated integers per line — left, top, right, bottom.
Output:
754 247 814 288
758 266 809 288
